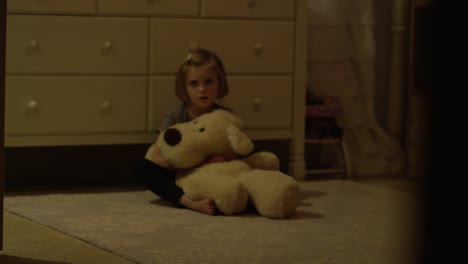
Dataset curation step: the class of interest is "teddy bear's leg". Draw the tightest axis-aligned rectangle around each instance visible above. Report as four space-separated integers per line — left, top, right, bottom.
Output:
239 170 300 219
178 173 248 215
241 151 280 171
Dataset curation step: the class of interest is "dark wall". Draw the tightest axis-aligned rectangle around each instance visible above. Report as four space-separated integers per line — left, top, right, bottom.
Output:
0 0 6 250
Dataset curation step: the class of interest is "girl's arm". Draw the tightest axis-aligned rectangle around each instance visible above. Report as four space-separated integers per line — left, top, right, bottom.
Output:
144 143 172 169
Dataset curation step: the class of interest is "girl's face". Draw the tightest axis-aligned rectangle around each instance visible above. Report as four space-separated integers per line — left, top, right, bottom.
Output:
185 63 219 113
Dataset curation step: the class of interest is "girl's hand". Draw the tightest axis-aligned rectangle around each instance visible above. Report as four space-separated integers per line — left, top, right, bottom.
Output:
198 153 236 167
205 154 226 163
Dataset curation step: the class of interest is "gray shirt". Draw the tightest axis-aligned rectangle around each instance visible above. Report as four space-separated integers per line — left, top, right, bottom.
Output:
157 102 230 133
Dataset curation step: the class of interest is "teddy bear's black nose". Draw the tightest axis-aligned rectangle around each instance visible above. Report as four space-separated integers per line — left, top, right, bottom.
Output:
164 128 181 146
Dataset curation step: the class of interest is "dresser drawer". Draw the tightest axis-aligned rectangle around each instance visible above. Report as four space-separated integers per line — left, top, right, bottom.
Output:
5 77 147 135
150 19 293 74
224 76 292 129
6 15 147 74
201 0 294 19
7 0 96 14
148 76 180 133
98 0 198 16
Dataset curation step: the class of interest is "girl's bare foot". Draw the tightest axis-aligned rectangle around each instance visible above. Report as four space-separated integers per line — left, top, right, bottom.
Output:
179 195 216 215
191 198 216 215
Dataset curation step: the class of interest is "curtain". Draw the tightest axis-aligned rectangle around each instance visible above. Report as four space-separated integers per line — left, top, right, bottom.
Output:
306 0 406 176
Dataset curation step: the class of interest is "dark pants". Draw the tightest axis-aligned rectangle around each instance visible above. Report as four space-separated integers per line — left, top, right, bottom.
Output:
134 158 184 206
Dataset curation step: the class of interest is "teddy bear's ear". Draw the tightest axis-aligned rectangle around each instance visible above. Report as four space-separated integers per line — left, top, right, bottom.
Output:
226 124 254 156
216 109 244 128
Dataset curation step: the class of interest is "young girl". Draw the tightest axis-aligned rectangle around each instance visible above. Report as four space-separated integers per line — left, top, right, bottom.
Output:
134 48 231 215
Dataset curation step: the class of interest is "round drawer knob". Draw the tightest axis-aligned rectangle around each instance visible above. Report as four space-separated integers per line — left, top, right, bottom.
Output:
102 41 113 52
100 100 111 111
26 40 39 51
188 42 199 52
252 98 262 112
27 100 38 109
247 0 257 8
253 43 264 54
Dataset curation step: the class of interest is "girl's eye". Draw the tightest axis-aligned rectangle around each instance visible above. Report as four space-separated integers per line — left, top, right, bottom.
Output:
188 80 198 87
205 79 213 85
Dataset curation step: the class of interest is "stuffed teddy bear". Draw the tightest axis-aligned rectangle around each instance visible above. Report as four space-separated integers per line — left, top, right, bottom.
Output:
153 109 300 219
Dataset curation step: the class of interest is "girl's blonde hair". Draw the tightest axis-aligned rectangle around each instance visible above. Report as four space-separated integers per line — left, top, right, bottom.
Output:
175 48 229 104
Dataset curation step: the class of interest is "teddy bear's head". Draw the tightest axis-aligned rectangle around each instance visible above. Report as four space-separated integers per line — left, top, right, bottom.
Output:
156 109 254 169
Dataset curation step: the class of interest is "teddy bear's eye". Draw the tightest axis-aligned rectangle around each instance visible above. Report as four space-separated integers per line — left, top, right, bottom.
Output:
199 128 205 132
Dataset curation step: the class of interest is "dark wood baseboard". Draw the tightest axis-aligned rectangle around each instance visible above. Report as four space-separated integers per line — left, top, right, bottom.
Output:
4 140 291 190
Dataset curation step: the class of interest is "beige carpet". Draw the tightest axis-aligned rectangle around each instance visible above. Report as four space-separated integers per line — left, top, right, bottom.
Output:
4 179 421 264
2 210 134 264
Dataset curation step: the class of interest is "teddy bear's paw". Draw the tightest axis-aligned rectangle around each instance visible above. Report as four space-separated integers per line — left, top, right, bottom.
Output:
242 151 280 171
241 170 300 219
255 182 300 219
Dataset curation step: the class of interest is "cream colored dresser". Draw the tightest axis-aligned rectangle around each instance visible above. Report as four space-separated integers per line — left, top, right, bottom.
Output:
5 0 307 180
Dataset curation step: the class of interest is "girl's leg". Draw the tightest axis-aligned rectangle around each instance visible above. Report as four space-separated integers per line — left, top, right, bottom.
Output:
134 158 184 205
134 158 216 215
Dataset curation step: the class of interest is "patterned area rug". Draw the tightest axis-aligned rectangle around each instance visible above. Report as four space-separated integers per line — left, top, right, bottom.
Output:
4 180 420 264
